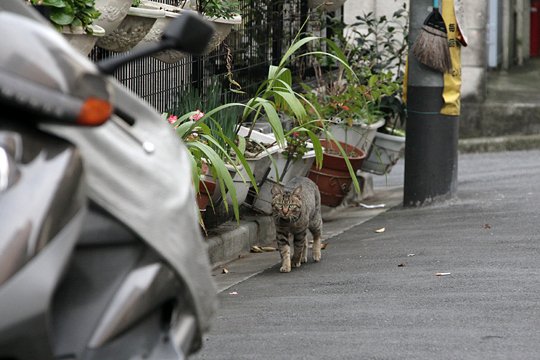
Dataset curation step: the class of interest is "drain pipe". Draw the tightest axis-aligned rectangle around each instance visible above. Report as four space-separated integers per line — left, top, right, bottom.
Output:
404 0 459 206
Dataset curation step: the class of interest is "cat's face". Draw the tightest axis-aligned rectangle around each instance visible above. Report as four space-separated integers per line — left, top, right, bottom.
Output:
271 184 303 221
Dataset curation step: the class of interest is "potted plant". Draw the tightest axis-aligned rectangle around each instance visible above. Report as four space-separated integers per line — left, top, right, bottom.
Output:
361 95 406 175
318 5 408 160
237 29 367 210
303 65 400 154
195 0 242 52
166 80 257 224
94 0 132 35
343 5 409 175
30 0 106 55
96 0 166 53
307 138 366 207
131 1 196 63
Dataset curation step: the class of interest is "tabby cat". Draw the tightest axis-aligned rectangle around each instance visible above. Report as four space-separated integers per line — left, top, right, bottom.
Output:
271 176 323 273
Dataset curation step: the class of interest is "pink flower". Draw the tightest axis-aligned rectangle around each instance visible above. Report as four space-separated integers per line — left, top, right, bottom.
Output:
292 132 300 138
190 110 205 121
341 104 350 111
167 114 178 124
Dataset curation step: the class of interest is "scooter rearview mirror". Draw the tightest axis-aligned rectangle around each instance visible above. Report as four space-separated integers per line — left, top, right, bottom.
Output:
97 12 215 75
162 11 215 55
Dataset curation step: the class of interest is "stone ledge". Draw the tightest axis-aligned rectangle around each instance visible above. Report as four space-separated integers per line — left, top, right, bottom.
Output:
206 216 275 266
459 134 540 153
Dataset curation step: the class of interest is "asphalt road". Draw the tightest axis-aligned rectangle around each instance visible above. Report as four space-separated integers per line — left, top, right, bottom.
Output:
193 150 540 360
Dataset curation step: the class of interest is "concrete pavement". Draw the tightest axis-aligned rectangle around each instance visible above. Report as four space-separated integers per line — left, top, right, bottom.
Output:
196 150 540 359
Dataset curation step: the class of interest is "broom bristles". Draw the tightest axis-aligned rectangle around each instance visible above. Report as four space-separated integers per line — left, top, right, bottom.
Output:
412 8 453 73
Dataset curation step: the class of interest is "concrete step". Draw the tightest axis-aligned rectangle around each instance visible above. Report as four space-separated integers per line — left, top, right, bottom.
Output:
461 101 540 138
459 134 540 153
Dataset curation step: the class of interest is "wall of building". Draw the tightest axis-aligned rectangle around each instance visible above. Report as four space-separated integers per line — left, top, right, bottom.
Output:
460 0 489 101
344 0 404 25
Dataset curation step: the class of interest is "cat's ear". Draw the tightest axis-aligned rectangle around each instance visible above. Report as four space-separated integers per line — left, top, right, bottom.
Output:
292 185 302 197
271 183 284 196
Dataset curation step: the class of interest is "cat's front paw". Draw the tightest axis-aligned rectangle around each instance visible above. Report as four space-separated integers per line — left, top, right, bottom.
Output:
312 240 322 262
292 260 302 268
280 265 291 273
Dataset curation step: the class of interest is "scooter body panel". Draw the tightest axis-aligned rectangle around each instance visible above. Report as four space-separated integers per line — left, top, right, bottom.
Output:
0 127 85 359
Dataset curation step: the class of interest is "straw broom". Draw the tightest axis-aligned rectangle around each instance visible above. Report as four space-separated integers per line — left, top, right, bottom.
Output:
412 0 452 73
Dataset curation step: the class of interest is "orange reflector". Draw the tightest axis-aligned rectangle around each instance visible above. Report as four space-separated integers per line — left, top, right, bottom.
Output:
77 97 112 126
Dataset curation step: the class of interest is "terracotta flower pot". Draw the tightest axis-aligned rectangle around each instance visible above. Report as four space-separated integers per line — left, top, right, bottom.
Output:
196 177 216 211
307 140 366 207
319 139 366 172
308 167 353 207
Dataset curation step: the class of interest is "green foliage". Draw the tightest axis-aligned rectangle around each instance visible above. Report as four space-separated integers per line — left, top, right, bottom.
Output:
303 70 399 125
198 0 240 19
282 131 309 162
169 79 242 158
345 4 409 132
166 80 257 222
336 3 409 82
31 0 101 33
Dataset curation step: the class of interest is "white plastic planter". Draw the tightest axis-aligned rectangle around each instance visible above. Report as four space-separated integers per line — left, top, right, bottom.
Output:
361 132 405 175
328 118 385 154
225 164 251 207
238 126 281 185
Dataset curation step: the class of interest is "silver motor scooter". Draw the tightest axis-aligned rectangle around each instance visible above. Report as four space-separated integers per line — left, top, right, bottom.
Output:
0 1 217 359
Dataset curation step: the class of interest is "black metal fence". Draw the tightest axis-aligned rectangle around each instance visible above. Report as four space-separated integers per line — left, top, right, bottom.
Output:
90 0 333 113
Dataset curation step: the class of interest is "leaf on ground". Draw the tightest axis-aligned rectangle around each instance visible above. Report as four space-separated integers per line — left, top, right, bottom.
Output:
228 291 238 295
398 263 406 267
483 224 491 229
321 243 328 250
260 246 277 252
375 227 386 233
222 268 229 274
250 246 264 253
435 272 451 276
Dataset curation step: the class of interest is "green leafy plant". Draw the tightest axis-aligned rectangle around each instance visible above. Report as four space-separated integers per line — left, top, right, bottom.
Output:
166 81 257 222
197 0 240 19
341 4 409 135
346 4 409 81
237 25 368 193
30 0 101 33
303 69 400 125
